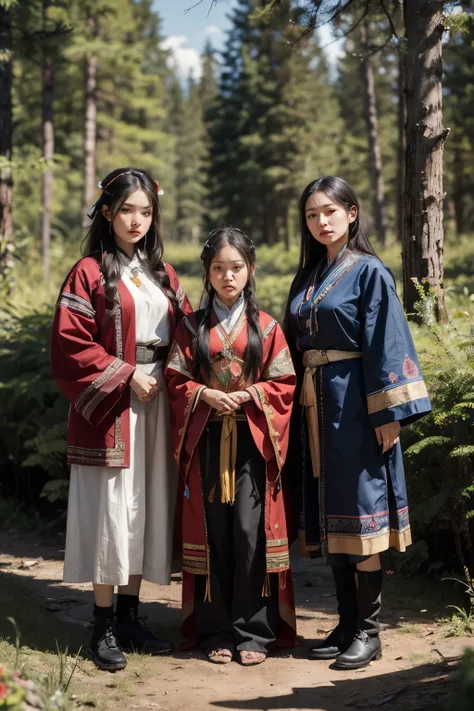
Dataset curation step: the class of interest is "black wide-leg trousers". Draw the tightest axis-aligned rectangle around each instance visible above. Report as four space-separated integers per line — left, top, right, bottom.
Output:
194 421 278 653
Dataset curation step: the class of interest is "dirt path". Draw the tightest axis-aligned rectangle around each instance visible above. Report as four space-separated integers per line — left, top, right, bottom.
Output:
0 530 469 711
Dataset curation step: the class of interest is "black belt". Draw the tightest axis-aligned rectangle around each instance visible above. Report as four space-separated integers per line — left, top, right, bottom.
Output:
135 344 168 365
209 411 247 422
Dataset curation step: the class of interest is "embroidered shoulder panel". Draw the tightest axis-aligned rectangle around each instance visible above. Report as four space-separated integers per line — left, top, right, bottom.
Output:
262 346 295 381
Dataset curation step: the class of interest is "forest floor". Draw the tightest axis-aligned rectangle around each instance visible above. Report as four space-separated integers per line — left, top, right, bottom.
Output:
0 529 472 711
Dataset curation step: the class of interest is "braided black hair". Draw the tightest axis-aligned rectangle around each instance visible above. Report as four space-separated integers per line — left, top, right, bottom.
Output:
194 227 263 384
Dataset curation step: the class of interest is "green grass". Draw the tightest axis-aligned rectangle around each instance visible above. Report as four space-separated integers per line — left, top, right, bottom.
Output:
438 612 474 638
395 622 421 635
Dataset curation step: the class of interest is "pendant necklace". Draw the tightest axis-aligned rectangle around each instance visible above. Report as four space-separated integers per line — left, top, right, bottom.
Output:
128 259 143 288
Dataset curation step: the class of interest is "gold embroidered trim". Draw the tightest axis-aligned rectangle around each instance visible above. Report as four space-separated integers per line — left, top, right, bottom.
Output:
254 386 283 468
327 527 412 555
176 284 186 309
114 300 124 358
183 556 208 574
67 416 126 467
175 388 201 467
266 551 290 572
262 318 277 339
367 380 428 415
75 359 127 422
183 565 208 575
267 537 289 547
183 543 206 551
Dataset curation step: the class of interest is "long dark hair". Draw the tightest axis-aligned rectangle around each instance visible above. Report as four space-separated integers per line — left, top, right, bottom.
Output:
83 167 179 313
290 176 377 299
193 227 263 384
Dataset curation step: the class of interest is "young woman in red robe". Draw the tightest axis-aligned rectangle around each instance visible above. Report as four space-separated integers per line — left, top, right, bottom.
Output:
51 168 192 671
165 227 297 666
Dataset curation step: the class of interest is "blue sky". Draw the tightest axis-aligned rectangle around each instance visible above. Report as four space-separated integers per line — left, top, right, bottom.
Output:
156 0 342 79
156 0 234 79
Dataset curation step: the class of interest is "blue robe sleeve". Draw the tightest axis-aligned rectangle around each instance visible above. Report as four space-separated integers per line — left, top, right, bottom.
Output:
360 260 431 428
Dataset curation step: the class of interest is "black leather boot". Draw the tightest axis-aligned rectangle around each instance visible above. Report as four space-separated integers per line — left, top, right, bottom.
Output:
308 566 357 660
115 595 172 655
334 569 383 669
90 605 127 672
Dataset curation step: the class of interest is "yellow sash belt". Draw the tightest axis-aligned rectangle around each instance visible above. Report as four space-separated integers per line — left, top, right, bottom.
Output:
209 412 247 504
301 349 362 478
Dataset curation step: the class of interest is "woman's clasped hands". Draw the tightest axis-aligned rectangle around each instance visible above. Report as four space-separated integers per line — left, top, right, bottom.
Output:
130 369 161 402
201 388 252 415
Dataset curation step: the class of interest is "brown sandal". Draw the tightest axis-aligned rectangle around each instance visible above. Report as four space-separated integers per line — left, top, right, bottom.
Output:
239 650 267 666
207 648 233 664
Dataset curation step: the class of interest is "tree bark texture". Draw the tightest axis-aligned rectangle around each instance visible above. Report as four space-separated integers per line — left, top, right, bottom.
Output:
0 6 14 290
397 30 406 243
42 0 54 280
403 0 448 320
360 19 387 247
82 27 97 229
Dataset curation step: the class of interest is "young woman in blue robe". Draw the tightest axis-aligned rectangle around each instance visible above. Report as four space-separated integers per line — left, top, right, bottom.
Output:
284 176 431 670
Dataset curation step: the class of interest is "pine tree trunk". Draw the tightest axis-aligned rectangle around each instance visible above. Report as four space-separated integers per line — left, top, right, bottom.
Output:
41 0 54 281
263 204 278 246
284 205 291 252
360 20 387 247
0 5 14 291
82 37 97 229
397 33 406 243
402 0 448 321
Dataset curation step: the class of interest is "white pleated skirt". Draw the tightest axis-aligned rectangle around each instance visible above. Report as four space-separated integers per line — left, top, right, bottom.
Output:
63 364 178 586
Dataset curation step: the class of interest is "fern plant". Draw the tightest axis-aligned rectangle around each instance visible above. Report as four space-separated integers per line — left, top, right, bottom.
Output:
402 281 474 571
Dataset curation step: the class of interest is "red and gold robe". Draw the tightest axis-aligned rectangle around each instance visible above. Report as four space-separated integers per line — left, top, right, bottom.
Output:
51 255 192 468
165 307 297 648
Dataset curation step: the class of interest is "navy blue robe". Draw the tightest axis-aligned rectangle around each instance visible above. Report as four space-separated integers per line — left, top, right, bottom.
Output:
287 248 431 558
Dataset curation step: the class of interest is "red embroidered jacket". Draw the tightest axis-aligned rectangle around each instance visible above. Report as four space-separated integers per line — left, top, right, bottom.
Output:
51 256 192 468
165 309 297 647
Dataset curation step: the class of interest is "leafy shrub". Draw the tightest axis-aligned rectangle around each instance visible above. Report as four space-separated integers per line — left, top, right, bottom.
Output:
0 303 68 514
448 648 474 711
401 284 474 571
439 568 474 636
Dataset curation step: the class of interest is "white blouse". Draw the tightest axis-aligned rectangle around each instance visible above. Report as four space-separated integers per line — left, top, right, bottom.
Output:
121 252 170 347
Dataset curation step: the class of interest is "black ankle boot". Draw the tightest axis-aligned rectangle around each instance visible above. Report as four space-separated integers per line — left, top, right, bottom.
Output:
334 569 383 670
308 566 357 660
90 605 127 672
115 595 172 655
